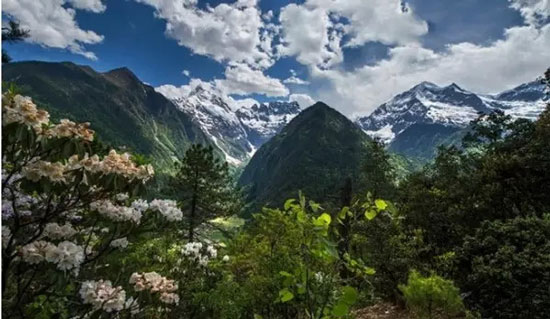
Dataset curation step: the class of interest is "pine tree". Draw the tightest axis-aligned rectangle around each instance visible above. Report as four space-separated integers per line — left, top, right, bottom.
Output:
175 144 240 241
2 21 30 63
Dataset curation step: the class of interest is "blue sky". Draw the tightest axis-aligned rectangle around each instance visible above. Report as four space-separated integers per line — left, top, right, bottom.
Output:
3 0 549 115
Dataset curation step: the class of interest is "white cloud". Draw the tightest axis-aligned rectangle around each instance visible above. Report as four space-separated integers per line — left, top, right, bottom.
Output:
215 63 289 97
509 0 550 26
277 3 344 69
311 23 550 116
283 76 309 85
182 70 190 77
276 0 427 69
289 93 316 108
135 0 274 69
66 0 106 13
3 0 105 59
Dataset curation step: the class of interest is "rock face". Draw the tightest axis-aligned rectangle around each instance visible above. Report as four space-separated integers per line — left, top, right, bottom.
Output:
167 85 301 164
356 80 547 159
239 102 373 210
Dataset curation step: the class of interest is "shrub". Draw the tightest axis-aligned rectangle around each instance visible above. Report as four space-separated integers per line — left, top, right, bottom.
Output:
459 215 550 319
399 270 465 319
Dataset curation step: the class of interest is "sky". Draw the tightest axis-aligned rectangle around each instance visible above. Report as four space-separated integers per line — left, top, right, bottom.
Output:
2 0 550 116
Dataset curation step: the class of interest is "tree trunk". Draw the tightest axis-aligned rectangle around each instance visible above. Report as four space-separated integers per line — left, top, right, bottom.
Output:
188 193 197 242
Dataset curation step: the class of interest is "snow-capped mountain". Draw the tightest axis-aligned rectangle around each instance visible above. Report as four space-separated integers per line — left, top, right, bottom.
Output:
357 80 547 145
166 85 301 164
236 101 301 148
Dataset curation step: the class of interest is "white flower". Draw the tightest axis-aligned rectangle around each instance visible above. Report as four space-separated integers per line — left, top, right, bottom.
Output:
206 245 217 258
2 226 12 248
91 200 142 224
45 241 84 272
149 199 183 222
21 240 56 264
129 272 178 295
80 280 126 312
160 292 180 305
130 199 149 213
110 237 129 249
222 255 230 262
43 222 77 239
115 193 129 202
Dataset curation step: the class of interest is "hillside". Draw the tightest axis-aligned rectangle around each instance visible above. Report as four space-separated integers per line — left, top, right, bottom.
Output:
239 102 373 210
2 61 214 170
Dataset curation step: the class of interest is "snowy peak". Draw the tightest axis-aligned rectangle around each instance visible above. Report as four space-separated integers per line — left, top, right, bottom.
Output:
236 101 301 148
162 86 301 165
357 79 547 144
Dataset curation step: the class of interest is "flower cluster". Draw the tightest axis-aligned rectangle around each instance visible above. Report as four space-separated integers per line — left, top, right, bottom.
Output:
22 160 68 184
44 119 94 142
43 222 77 239
20 240 84 273
80 280 126 312
100 150 154 182
91 200 142 224
182 242 218 266
2 94 49 133
149 199 183 222
129 272 179 305
110 237 129 249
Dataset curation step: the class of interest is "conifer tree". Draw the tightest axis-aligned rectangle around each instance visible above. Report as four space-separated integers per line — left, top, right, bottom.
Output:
175 144 240 241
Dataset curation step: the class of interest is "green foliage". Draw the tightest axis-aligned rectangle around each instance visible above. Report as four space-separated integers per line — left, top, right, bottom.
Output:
204 194 376 319
459 216 550 319
2 20 30 63
239 102 374 212
399 271 465 319
2 61 216 171
174 144 242 241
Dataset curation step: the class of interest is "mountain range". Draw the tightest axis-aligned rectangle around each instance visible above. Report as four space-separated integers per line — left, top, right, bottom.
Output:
3 61 547 167
356 80 547 159
165 85 301 164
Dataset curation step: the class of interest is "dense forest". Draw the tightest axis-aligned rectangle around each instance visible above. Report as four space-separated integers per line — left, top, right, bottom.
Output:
2 64 550 319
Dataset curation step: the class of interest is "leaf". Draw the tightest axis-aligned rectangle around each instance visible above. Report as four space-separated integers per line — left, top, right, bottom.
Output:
279 271 293 277
338 206 349 220
284 199 296 211
279 288 294 302
315 213 331 227
331 303 349 317
375 199 388 211
364 267 376 275
365 209 378 220
309 200 322 212
340 286 358 305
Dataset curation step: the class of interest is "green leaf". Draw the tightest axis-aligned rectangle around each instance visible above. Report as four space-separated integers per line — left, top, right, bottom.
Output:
315 213 331 227
375 199 388 211
309 200 322 212
340 286 358 305
364 267 376 275
284 199 296 210
365 209 378 220
332 303 349 317
279 271 293 277
279 288 294 302
338 206 349 220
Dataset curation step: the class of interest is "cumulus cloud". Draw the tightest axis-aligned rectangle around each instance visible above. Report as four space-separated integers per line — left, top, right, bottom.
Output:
66 0 106 13
3 0 105 60
135 0 275 69
283 76 310 85
215 63 289 97
311 23 550 116
3 0 105 59
289 93 316 108
277 0 427 69
509 0 550 26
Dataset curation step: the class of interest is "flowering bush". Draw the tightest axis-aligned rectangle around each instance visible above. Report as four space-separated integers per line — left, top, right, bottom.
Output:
1 92 182 317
